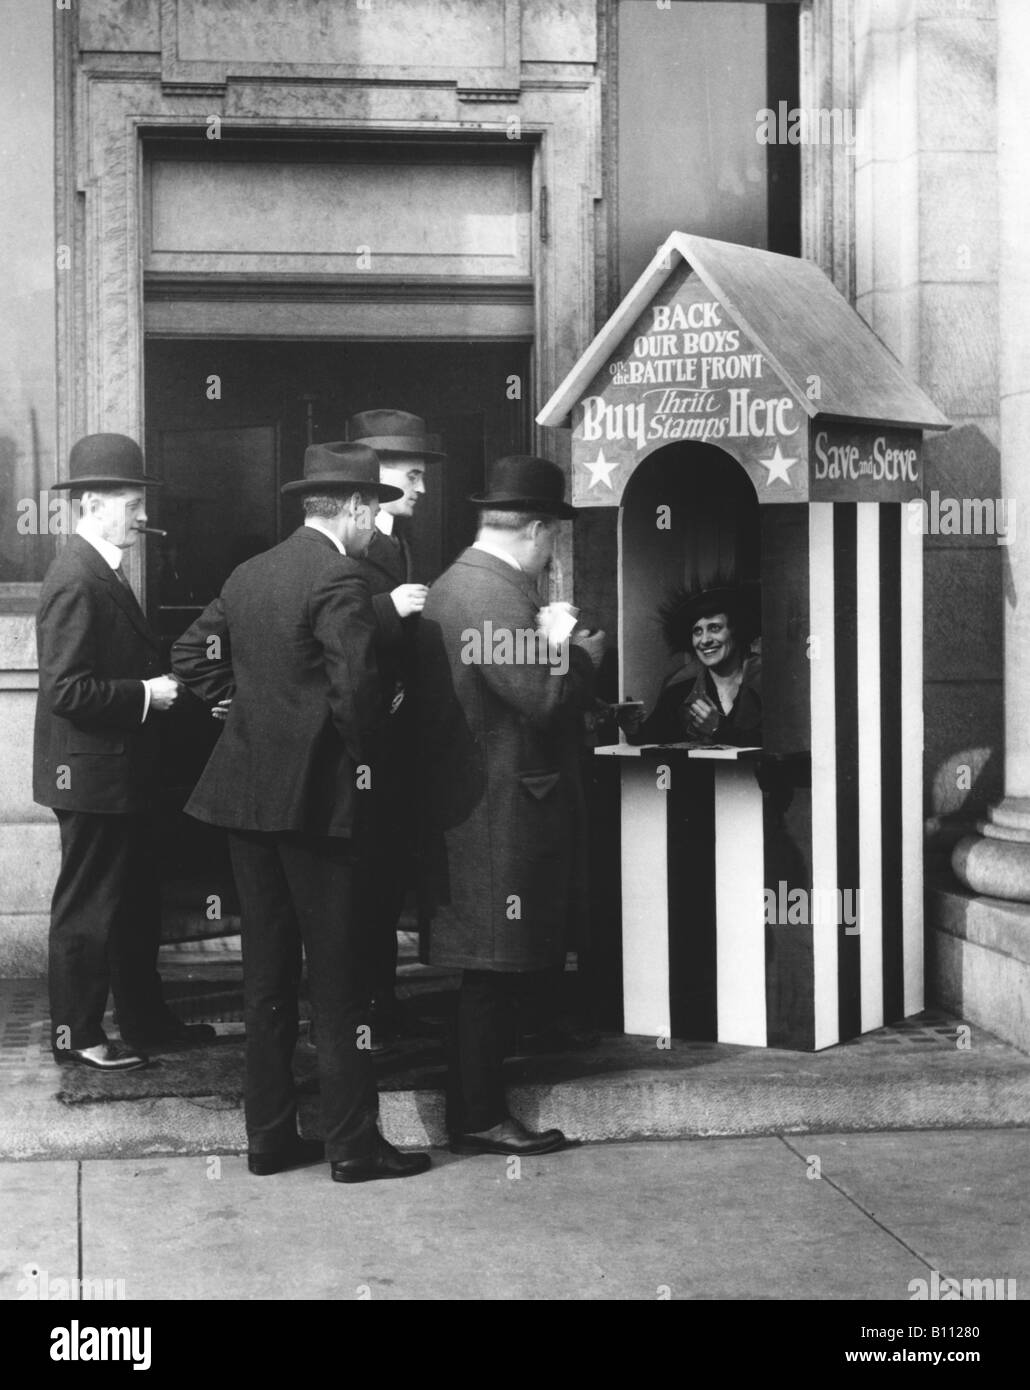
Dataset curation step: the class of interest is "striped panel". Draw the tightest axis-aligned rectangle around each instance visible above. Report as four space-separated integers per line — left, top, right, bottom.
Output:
620 760 671 1038
809 503 839 1048
834 505 862 1040
900 511 924 1016
856 504 885 1032
715 763 766 1045
879 506 904 1022
668 762 716 1041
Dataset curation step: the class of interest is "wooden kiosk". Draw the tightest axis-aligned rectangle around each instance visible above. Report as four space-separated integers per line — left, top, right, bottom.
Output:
538 233 949 1050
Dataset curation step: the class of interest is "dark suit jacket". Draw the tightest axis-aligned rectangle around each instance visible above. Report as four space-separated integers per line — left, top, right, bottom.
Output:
33 535 162 814
357 526 417 704
361 526 411 637
418 548 595 971
171 526 382 838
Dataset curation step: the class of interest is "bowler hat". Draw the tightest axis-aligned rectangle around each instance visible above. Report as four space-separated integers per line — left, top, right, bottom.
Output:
469 455 577 520
280 442 403 500
347 410 445 461
52 433 162 490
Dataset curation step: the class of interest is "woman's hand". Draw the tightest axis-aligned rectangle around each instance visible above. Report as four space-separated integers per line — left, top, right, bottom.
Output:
683 694 721 738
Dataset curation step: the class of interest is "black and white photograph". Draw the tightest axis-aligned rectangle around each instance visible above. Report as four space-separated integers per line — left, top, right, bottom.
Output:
0 0 1025 1340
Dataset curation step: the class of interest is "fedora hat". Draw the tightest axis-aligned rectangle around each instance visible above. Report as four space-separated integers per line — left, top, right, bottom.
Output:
51 433 162 490
346 410 446 461
280 442 403 500
469 455 577 520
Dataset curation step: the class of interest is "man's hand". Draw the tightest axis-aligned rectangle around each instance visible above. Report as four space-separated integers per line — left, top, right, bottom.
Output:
211 698 232 723
391 583 429 617
145 674 179 712
684 694 721 737
572 627 606 670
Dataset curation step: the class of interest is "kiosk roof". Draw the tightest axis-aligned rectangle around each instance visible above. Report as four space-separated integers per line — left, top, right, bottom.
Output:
537 232 950 433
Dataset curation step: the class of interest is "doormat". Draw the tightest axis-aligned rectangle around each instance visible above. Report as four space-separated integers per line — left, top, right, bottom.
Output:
53 1032 451 1106
54 1036 261 1106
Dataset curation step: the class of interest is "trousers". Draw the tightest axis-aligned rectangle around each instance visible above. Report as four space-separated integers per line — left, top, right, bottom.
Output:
227 830 379 1161
48 809 166 1051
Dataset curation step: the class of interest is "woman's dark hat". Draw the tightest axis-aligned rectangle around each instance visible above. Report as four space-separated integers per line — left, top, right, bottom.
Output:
51 433 162 490
469 455 577 520
346 410 446 461
659 578 761 653
281 442 403 500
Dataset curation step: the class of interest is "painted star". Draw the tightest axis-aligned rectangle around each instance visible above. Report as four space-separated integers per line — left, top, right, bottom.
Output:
758 443 798 487
581 448 619 491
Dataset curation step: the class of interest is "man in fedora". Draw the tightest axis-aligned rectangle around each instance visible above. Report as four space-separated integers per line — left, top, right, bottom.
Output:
418 455 604 1155
34 432 214 1071
345 410 444 1046
171 443 431 1184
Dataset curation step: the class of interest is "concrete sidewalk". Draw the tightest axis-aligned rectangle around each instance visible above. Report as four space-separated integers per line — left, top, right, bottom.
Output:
3 942 1030 1159
2 1131 1027 1300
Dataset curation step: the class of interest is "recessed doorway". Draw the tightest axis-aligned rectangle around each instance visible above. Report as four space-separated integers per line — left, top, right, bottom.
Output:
143 335 531 941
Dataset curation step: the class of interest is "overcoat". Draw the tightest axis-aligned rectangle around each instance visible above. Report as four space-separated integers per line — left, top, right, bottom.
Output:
170 526 381 838
417 547 594 972
33 535 163 814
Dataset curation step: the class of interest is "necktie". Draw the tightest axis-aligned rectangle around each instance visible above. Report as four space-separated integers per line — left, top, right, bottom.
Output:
113 564 145 615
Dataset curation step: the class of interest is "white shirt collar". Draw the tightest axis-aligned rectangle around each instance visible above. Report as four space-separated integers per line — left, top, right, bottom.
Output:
473 538 522 572
375 510 396 537
304 518 346 554
76 518 124 571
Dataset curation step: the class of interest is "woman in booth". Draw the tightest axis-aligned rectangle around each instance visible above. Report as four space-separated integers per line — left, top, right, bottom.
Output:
622 581 762 747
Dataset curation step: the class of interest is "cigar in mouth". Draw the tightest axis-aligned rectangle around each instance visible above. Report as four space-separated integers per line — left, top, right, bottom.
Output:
135 526 168 537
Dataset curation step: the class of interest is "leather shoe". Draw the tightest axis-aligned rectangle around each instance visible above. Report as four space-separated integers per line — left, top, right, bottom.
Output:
122 1018 217 1048
55 1041 148 1072
450 1116 566 1156
330 1136 431 1184
247 1138 325 1176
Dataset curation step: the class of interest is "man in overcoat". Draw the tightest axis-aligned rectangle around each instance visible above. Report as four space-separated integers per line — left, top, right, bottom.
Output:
418 455 603 1156
346 410 443 1045
171 443 431 1184
34 433 214 1071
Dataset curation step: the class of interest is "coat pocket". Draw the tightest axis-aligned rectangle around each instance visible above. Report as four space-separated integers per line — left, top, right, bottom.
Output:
517 769 561 800
67 726 125 756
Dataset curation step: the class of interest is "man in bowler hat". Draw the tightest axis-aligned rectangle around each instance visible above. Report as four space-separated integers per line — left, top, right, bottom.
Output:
418 455 604 1155
34 433 215 1071
171 443 431 1183
346 410 444 1046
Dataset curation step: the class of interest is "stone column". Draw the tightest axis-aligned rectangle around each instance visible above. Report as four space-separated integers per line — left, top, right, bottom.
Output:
952 0 1030 898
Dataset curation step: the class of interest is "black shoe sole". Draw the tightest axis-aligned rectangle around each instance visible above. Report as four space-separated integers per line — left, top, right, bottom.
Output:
331 1156 432 1183
449 1134 566 1157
